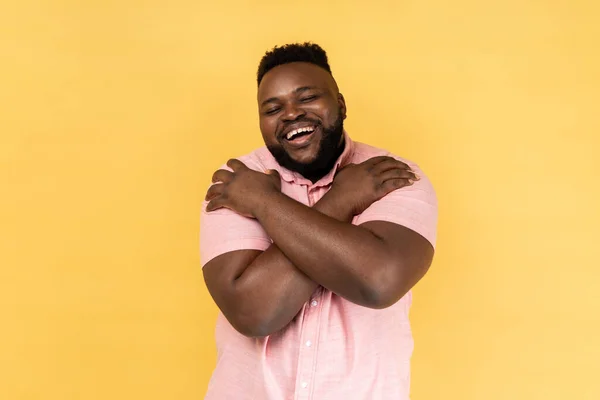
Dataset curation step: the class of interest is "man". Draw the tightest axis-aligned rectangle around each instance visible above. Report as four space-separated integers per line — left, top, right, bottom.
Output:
200 42 437 399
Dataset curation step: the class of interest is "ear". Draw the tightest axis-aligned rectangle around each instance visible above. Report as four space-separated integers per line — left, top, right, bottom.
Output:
338 93 347 120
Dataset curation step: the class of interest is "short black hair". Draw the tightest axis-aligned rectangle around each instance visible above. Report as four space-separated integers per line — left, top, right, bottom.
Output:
257 42 332 86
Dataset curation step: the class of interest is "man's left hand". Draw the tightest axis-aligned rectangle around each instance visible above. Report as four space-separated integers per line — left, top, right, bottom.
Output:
205 159 281 218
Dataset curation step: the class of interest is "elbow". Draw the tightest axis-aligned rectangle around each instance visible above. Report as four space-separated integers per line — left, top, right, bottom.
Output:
361 262 409 310
362 254 433 309
228 312 282 338
233 321 274 338
233 324 271 338
360 287 403 310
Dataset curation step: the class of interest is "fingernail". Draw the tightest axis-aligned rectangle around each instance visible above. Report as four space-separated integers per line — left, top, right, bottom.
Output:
408 179 414 184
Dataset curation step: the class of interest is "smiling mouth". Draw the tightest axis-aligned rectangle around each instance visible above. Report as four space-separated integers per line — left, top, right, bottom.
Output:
284 126 316 141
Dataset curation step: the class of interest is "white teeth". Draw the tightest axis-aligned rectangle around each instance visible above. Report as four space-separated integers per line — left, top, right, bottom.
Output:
286 126 315 140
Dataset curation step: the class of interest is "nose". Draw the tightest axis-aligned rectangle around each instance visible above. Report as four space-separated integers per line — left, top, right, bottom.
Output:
281 102 306 122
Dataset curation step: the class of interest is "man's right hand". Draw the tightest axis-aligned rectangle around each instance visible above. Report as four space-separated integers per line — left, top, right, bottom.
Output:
327 156 418 216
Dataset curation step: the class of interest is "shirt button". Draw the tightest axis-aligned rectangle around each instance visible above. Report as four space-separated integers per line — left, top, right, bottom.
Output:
301 382 308 388
305 340 312 347
310 300 318 307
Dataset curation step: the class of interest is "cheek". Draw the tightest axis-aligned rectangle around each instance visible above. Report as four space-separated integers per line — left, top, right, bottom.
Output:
259 119 277 143
322 111 338 128
314 102 339 125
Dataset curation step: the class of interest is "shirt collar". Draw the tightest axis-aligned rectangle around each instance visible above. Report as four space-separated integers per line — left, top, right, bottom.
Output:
260 131 355 187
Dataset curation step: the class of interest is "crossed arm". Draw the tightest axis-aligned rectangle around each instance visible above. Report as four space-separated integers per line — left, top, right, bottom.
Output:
201 158 436 337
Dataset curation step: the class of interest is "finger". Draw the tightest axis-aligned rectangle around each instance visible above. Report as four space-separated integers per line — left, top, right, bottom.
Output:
205 197 227 212
226 159 247 172
212 169 234 184
379 178 412 194
205 183 224 201
362 156 395 166
379 168 418 183
372 159 412 175
266 169 280 178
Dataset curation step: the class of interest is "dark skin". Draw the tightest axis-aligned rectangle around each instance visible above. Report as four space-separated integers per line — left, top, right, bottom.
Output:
258 62 345 171
203 62 434 337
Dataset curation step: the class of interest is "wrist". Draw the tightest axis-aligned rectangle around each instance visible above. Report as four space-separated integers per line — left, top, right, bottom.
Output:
314 188 355 222
251 189 282 220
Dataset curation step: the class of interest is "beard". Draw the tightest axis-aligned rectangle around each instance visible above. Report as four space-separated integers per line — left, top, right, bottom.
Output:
266 111 345 183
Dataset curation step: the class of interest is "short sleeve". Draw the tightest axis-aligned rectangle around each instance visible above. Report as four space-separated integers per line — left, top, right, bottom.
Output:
354 161 438 248
199 158 272 267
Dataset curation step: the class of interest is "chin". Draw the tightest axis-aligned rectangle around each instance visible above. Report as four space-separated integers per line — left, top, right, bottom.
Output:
290 151 320 166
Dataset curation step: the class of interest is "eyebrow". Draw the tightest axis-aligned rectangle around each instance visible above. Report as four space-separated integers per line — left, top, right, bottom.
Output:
260 86 318 107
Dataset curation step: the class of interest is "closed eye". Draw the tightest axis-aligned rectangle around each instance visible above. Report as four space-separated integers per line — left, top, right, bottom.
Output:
265 107 281 115
300 95 318 102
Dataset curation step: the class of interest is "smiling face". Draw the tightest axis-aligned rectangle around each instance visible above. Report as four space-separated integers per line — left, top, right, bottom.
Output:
257 62 347 182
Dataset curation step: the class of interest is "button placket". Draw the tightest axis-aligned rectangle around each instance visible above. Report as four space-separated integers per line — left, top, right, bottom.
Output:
295 187 323 399
295 295 321 399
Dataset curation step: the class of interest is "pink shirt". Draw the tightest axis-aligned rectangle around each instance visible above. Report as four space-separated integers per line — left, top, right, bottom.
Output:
200 134 437 400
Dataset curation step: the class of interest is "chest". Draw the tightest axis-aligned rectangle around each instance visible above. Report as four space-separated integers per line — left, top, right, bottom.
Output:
281 182 331 207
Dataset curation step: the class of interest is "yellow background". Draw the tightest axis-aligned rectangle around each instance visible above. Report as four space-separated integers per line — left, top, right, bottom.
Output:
2 0 599 399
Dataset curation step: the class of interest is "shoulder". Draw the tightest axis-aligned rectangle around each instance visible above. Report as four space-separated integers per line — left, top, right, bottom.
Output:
352 142 438 246
352 141 432 183
353 141 410 163
215 147 274 173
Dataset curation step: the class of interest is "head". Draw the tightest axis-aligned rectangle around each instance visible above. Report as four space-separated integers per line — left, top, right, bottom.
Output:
257 42 347 182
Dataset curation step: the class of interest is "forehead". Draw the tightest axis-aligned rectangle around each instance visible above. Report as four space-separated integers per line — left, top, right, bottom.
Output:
258 62 335 101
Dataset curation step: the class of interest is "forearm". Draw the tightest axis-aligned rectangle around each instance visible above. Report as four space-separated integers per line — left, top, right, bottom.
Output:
230 193 355 336
254 191 393 307
230 245 317 336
